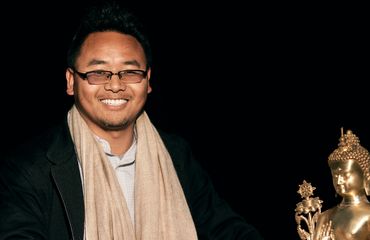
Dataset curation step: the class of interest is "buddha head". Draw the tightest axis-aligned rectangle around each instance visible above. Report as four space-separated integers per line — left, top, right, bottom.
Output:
328 129 370 196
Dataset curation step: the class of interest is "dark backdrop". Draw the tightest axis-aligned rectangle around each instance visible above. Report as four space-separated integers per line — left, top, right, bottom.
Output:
2 1 368 239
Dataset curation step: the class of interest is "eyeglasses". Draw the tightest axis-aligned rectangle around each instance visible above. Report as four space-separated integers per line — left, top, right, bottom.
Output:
71 68 148 85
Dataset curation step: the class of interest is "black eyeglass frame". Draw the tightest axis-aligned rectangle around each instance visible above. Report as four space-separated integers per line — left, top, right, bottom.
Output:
70 68 148 85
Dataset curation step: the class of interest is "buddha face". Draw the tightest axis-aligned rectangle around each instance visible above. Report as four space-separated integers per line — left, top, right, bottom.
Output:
330 160 365 197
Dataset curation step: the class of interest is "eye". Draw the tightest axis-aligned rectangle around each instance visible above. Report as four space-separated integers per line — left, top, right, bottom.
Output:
124 70 143 76
88 71 110 77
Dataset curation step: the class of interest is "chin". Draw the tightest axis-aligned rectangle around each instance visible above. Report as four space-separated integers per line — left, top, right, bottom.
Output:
99 119 131 131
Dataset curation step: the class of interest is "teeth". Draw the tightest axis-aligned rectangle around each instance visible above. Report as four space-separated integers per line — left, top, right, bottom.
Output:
101 99 127 106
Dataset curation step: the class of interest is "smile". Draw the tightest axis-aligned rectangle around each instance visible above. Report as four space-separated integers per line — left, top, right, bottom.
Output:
101 99 127 106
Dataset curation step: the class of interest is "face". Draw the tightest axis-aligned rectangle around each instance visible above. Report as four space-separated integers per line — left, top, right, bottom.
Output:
66 31 152 135
330 160 365 197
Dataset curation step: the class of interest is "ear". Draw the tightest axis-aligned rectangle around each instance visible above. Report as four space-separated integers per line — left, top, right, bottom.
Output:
365 177 370 196
66 68 75 96
146 68 152 94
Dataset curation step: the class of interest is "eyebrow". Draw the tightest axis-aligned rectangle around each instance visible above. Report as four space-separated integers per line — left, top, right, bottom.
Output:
86 59 142 68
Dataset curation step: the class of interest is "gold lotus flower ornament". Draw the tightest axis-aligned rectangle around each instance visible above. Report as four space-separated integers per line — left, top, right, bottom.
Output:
297 180 316 199
295 180 323 239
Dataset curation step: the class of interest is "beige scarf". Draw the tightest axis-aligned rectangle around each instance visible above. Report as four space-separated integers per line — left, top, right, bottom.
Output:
67 105 197 240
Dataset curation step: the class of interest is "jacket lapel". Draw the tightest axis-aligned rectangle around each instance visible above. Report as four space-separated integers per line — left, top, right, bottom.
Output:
48 120 85 240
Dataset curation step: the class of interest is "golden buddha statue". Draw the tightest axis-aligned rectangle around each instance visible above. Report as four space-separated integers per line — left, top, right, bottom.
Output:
296 129 370 240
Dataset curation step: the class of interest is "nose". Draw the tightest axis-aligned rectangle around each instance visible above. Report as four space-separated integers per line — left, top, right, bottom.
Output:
104 74 126 92
337 175 345 185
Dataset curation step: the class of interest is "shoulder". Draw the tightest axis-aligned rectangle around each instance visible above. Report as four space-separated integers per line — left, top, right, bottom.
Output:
4 131 50 168
320 207 335 217
0 129 53 191
2 118 70 174
158 129 192 154
157 128 199 174
157 129 193 167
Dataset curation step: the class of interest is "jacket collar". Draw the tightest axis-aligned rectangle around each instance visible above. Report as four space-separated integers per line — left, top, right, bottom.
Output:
46 117 75 165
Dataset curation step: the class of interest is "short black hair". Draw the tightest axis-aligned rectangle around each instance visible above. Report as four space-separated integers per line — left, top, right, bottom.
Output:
66 0 152 69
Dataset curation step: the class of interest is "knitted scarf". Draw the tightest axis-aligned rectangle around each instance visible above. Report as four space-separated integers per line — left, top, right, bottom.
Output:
67 105 197 239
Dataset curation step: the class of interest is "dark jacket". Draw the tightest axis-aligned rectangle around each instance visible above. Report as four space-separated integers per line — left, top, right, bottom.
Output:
0 117 263 240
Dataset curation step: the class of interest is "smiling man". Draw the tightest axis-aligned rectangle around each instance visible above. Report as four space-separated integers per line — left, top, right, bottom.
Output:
0 1 263 239
66 31 151 156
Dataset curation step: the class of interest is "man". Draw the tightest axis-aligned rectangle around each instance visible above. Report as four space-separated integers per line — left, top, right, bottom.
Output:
0 1 263 239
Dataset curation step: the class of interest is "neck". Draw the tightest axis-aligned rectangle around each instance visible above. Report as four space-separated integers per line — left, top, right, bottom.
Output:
95 126 135 156
340 194 369 207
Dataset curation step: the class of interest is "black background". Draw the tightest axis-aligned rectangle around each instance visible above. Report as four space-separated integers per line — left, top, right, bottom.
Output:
2 1 369 239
